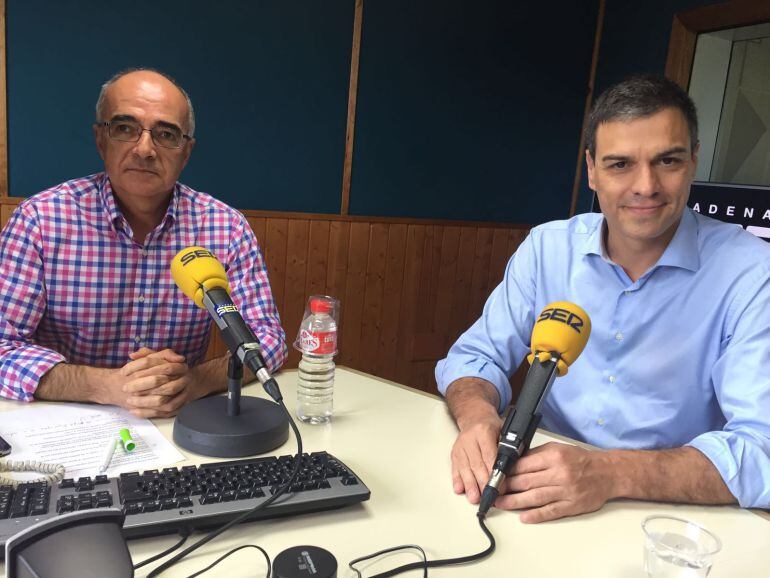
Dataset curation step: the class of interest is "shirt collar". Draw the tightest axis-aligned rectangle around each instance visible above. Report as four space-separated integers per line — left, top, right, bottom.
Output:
579 215 605 258
98 173 181 234
578 207 700 272
656 207 700 272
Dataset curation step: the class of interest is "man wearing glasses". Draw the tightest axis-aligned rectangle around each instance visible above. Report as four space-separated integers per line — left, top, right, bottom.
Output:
0 69 286 417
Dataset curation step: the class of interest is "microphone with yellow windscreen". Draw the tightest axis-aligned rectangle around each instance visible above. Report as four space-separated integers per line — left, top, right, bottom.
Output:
170 246 231 308
169 246 288 458
478 301 592 516
526 301 591 377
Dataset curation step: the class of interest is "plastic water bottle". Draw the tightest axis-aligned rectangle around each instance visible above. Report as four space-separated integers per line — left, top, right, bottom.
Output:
296 298 337 424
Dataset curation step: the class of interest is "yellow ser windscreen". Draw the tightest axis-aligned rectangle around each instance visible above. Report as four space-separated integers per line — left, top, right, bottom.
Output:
526 301 591 376
170 246 231 309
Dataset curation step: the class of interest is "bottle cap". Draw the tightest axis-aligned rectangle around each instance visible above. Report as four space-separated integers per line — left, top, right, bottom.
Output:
310 298 333 314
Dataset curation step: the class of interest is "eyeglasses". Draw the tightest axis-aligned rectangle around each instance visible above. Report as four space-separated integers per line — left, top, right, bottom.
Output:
100 120 191 149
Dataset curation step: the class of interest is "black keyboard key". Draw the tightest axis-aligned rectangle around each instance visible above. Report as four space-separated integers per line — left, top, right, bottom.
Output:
160 498 178 510
178 497 193 508
141 501 160 513
341 477 359 486
221 490 236 502
76 477 94 492
124 503 141 515
236 488 251 500
96 491 113 507
121 488 155 504
94 475 110 485
59 478 75 488
29 503 48 516
199 491 221 505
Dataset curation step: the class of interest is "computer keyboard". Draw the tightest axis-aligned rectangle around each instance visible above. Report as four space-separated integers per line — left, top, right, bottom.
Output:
0 451 370 559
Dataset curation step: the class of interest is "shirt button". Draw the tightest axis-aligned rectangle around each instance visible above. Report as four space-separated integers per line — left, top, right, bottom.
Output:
141 249 149 257
597 418 605 426
608 375 616 383
138 295 145 303
624 290 632 296
134 336 142 344
615 332 623 341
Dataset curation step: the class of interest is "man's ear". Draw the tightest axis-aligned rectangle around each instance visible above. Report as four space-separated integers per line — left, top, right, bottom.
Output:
180 138 195 170
585 149 596 190
691 141 700 174
94 124 106 162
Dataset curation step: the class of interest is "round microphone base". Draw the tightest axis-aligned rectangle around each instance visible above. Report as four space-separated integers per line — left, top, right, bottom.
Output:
173 395 289 457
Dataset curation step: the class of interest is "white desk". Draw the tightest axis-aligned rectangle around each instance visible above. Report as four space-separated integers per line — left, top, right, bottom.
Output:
2 367 769 577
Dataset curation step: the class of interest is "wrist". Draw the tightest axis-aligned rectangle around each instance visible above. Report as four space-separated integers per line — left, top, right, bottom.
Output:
603 449 631 499
456 403 500 432
94 367 122 405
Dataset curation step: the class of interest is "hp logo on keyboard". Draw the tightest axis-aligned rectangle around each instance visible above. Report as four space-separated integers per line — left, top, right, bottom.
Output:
179 509 194 516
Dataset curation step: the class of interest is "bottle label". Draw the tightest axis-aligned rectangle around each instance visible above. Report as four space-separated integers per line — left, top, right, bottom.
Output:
299 329 337 354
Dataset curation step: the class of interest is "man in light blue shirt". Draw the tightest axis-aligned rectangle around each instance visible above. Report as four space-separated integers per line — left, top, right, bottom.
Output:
436 75 770 523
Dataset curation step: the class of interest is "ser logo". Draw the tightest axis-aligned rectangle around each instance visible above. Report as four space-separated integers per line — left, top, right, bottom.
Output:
180 248 216 265
537 307 584 334
216 304 239 317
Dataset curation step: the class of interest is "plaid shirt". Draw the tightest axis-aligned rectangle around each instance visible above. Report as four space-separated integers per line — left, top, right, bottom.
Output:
0 173 286 401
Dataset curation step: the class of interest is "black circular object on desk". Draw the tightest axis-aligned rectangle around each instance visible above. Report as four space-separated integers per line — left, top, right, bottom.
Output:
273 545 338 578
173 395 288 457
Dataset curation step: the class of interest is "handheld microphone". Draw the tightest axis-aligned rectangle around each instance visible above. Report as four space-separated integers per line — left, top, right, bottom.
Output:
170 246 281 402
478 301 591 516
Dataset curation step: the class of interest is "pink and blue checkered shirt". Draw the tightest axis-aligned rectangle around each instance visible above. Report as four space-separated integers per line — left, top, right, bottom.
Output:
0 173 286 401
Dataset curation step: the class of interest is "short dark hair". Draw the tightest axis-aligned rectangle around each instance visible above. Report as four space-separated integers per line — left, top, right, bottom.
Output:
585 75 698 158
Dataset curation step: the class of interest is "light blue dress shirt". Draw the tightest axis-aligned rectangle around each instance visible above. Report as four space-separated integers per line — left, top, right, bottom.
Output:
436 208 770 508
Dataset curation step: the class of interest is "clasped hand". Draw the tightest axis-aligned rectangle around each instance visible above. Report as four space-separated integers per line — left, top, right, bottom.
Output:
108 347 202 418
451 418 616 523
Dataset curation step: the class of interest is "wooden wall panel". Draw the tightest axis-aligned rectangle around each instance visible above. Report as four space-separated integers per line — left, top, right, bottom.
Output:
377 224 407 381
339 222 370 369
0 197 530 393
283 220 311 368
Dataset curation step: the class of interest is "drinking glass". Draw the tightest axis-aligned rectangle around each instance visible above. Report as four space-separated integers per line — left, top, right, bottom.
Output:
642 515 721 577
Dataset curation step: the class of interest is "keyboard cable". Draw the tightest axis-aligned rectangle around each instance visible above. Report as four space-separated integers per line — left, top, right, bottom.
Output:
145 398 303 578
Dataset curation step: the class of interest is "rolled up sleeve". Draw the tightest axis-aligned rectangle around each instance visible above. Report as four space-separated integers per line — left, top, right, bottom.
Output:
687 269 770 508
0 204 66 401
227 215 287 374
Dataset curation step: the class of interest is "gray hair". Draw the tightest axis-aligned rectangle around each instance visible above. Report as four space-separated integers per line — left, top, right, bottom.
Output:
95 67 196 137
585 75 698 158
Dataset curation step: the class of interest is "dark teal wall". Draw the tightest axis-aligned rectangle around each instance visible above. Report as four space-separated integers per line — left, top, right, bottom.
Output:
575 0 725 214
350 1 598 224
7 0 353 213
7 1 599 224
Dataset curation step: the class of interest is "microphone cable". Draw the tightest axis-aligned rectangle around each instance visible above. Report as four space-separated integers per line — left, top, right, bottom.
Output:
132 530 190 571
348 512 496 577
145 399 303 578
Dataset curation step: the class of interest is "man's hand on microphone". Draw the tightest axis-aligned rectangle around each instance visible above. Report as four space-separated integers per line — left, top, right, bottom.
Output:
494 441 616 523
445 377 503 504
450 413 502 504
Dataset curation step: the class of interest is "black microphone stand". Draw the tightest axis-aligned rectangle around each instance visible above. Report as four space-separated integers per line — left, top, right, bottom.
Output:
172 354 289 458
227 354 243 417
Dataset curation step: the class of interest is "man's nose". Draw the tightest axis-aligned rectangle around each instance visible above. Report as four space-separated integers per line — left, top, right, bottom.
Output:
132 129 157 159
632 164 658 196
